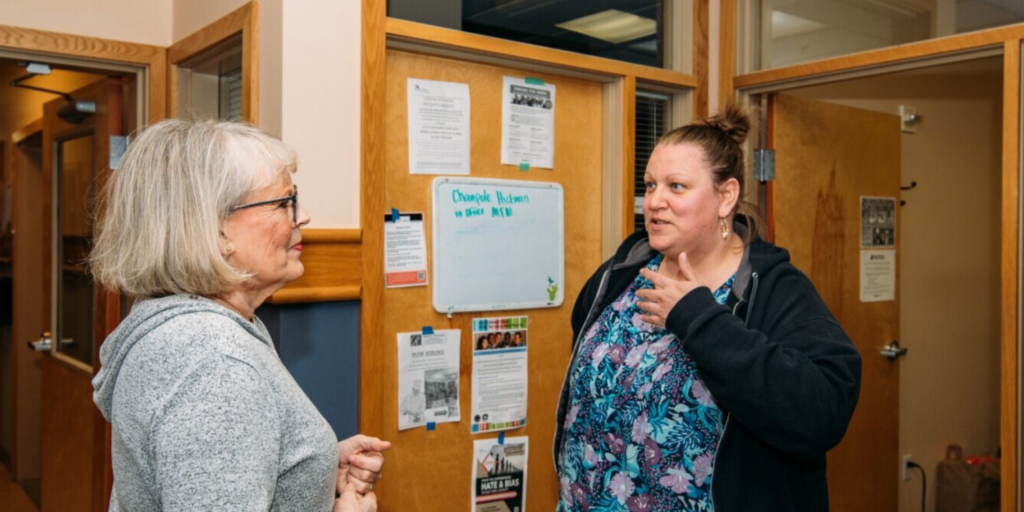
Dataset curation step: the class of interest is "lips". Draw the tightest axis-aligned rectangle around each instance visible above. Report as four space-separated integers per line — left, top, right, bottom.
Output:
290 242 303 251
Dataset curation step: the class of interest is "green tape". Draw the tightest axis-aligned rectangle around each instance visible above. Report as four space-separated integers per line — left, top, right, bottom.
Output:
519 163 531 171
525 77 545 85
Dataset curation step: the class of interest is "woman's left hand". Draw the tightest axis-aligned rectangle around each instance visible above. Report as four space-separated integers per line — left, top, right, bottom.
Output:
636 252 706 327
337 435 391 495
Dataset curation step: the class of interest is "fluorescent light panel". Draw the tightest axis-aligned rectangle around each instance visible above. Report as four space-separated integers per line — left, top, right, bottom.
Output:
556 9 657 44
771 10 827 39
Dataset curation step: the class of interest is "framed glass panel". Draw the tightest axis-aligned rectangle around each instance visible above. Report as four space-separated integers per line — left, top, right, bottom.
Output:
633 90 671 232
390 0 670 68
742 0 1024 72
177 35 244 121
55 134 96 366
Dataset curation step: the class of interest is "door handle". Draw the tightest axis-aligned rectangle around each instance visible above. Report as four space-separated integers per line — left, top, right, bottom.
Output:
26 332 74 352
880 340 908 360
28 332 52 351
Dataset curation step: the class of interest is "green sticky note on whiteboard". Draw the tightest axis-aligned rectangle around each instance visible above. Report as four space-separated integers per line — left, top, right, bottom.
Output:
525 77 545 85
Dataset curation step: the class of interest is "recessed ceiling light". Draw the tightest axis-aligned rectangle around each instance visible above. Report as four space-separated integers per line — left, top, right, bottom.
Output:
556 9 657 44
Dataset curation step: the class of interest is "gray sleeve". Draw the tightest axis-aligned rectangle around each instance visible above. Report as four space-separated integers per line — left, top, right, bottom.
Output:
151 355 282 511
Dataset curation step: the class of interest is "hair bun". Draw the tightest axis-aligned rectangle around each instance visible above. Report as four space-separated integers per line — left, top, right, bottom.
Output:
703 103 750 145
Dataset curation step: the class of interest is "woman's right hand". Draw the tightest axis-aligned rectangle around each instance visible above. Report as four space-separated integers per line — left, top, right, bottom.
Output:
335 483 376 512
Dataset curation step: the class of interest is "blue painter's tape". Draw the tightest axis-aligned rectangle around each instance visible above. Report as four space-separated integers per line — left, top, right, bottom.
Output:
423 326 435 335
498 432 505 445
391 208 400 223
426 422 436 431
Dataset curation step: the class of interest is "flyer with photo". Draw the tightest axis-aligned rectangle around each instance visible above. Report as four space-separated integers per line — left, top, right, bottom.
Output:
384 211 428 288
472 436 528 512
397 329 461 430
471 316 527 433
500 76 555 169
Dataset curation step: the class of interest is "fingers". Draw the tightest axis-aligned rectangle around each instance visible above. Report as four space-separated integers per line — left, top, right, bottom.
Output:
360 492 378 512
334 486 378 512
347 465 378 486
347 472 376 495
639 314 666 327
348 452 385 474
639 268 671 287
340 435 392 457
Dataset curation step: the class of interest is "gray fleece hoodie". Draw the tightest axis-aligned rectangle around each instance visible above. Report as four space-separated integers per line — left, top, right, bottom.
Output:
93 295 338 511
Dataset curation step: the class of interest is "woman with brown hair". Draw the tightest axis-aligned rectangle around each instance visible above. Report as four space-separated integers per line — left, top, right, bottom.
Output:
553 105 861 512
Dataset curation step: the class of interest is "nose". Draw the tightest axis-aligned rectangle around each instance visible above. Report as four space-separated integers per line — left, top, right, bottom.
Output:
646 185 668 210
295 203 311 228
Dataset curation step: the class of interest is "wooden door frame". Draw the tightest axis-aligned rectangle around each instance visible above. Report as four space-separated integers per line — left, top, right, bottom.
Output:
168 1 258 123
726 20 1023 511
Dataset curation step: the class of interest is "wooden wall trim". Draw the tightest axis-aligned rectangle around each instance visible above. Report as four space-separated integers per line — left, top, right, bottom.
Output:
621 76 637 240
0 24 167 123
266 228 363 304
167 1 258 123
360 0 388 450
693 0 709 116
732 24 1024 90
11 119 42 145
1001 39 1020 512
718 0 737 110
386 18 698 89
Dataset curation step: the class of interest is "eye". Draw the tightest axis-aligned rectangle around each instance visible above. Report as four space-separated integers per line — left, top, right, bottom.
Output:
644 181 655 192
670 182 686 191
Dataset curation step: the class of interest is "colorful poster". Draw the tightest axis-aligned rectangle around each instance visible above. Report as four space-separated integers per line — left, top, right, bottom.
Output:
384 211 428 288
397 329 461 430
471 316 528 433
472 436 528 512
501 76 555 169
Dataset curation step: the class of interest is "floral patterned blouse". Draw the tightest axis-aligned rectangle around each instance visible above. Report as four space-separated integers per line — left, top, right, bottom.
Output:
557 254 735 512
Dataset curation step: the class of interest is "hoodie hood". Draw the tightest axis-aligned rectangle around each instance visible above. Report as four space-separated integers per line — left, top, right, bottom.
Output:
92 294 272 421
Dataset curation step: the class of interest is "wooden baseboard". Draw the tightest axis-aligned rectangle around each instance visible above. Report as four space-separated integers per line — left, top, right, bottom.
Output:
266 228 362 304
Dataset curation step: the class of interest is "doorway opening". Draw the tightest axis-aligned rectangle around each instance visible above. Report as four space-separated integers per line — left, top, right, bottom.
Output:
755 56 1003 512
0 53 141 510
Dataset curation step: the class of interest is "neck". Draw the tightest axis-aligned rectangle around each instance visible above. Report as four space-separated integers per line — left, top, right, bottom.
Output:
210 287 272 321
660 233 744 288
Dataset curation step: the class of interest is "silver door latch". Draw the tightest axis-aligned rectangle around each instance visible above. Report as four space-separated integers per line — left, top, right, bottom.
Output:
880 340 908 360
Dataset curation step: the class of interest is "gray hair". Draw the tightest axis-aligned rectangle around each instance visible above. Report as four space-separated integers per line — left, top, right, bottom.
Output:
89 119 297 297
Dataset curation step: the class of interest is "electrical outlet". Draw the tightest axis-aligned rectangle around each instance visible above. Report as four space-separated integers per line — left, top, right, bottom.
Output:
902 454 913 481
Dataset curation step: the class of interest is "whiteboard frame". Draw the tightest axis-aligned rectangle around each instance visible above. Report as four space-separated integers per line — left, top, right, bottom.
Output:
431 177 565 313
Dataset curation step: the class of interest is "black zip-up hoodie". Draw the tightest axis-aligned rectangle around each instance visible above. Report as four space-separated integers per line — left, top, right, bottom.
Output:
553 229 862 512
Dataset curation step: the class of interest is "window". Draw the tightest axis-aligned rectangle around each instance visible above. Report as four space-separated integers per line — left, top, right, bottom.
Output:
176 35 243 121
742 0 1024 72
390 0 669 68
634 90 671 232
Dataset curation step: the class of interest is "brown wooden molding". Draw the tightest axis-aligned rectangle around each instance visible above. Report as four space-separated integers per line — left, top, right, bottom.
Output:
12 119 42 144
168 1 258 123
1000 40 1019 512
621 75 636 241
266 228 363 304
693 0 709 116
718 0 737 110
734 25 1024 90
386 17 698 89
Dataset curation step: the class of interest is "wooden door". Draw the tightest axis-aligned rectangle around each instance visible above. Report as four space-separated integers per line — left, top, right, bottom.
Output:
9 122 44 503
768 93 901 511
40 77 123 512
375 51 604 511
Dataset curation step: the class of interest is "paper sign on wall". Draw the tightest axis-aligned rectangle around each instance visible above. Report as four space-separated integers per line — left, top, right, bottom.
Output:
384 211 428 288
407 78 471 175
472 436 528 512
860 249 896 302
397 329 461 430
471 316 528 434
501 76 555 169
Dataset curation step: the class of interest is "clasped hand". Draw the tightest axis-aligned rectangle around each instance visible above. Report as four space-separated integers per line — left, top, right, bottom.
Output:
636 252 706 327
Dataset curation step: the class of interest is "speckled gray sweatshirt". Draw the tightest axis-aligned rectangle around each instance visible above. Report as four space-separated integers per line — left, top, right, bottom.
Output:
93 295 338 511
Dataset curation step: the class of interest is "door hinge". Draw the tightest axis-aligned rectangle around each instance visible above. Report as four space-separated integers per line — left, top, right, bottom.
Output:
754 149 775 182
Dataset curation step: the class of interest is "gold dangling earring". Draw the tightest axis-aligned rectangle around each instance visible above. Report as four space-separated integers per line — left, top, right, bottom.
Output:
720 218 730 239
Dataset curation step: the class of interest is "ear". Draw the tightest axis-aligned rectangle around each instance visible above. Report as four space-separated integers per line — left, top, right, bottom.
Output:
717 177 741 218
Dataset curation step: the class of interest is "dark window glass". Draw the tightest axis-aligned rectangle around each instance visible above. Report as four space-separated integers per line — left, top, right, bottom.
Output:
390 0 665 68
634 91 670 232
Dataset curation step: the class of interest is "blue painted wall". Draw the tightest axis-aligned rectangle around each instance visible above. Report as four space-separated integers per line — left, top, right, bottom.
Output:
258 301 360 440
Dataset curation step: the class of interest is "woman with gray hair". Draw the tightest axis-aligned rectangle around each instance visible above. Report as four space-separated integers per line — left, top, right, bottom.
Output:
90 119 387 512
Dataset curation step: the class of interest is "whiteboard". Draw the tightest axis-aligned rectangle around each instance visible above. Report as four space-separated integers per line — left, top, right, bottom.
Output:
432 177 564 313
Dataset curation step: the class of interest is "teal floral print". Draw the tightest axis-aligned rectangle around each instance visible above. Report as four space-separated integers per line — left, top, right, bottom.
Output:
557 254 735 512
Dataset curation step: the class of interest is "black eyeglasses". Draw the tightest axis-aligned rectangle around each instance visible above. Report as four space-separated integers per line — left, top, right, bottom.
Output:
230 185 299 224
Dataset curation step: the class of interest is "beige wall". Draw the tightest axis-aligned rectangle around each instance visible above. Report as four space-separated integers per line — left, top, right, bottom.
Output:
0 0 172 46
174 0 362 227
789 57 1003 512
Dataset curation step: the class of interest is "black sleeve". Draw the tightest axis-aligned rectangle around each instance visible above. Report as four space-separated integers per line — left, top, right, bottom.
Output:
664 272 862 456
